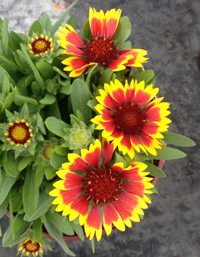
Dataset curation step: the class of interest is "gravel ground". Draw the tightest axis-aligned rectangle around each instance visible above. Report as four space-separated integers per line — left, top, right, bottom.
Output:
0 0 200 257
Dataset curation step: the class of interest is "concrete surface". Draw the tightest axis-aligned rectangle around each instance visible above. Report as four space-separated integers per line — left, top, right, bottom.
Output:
0 0 200 257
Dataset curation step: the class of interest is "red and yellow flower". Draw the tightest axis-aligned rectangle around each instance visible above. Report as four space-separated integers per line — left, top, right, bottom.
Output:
57 8 148 77
91 79 171 158
3 119 33 148
50 139 154 241
17 238 43 257
28 34 53 56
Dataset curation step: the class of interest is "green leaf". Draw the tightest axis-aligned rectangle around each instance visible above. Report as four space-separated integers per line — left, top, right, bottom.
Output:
141 147 186 160
47 100 62 119
28 20 42 36
0 195 9 218
25 74 35 87
145 162 166 178
2 92 14 110
112 16 132 47
31 81 40 96
68 15 76 30
2 73 10 95
147 77 155 86
18 156 33 171
21 44 44 89
57 75 71 86
71 222 84 241
44 219 76 256
81 20 92 41
12 213 31 240
39 93 56 105
87 99 98 111
37 112 46 134
39 14 52 33
122 40 132 50
2 18 9 56
23 169 39 219
128 69 155 85
14 95 38 107
45 117 70 137
20 102 29 116
46 211 74 236
71 79 92 125
59 84 72 95
50 151 68 170
2 226 13 247
10 31 24 51
0 170 18 205
33 218 43 243
0 54 25 73
114 152 126 166
44 166 55 180
162 131 196 147
149 187 158 193
3 158 19 177
12 193 22 212
53 66 69 79
36 62 55 80
27 141 36 156
15 76 28 95
35 169 44 188
99 67 113 86
55 146 69 156
51 0 79 35
24 189 53 221
0 66 16 86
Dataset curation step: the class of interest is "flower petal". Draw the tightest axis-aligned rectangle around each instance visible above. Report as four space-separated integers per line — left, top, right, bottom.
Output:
102 138 115 165
68 153 89 172
81 139 101 168
60 187 83 205
89 8 121 38
60 24 84 48
85 205 102 241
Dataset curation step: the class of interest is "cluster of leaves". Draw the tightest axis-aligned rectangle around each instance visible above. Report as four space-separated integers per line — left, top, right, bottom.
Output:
0 1 195 256
0 1 87 256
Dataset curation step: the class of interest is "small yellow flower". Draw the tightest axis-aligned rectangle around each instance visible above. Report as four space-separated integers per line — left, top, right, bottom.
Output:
28 34 53 56
18 238 43 257
7 119 32 146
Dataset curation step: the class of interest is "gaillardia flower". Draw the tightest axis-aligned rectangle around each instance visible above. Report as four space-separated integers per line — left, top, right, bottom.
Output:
57 8 148 77
91 79 171 158
50 139 154 241
0 108 41 156
3 119 33 148
17 238 43 257
28 33 53 56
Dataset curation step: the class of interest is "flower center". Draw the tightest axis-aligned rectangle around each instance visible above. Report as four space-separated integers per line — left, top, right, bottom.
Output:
84 37 120 66
83 166 124 205
114 104 145 134
32 38 51 54
9 122 30 144
43 145 55 160
23 240 40 252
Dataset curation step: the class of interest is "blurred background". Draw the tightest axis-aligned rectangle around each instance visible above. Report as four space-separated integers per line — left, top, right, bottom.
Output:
0 0 199 256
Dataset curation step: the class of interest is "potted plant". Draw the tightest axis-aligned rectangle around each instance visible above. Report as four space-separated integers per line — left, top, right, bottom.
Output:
0 1 195 256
